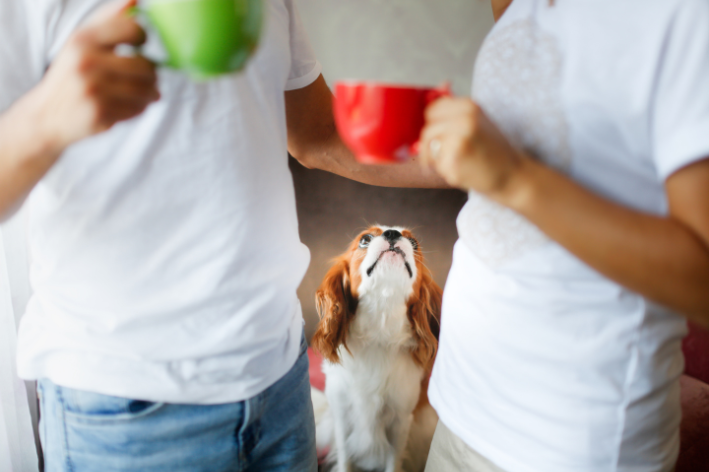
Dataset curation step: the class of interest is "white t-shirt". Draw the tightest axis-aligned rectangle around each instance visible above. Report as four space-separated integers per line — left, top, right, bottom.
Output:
429 0 709 471
1 0 322 404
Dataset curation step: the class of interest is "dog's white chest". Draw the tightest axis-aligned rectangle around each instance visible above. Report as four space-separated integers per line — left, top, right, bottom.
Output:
323 341 424 470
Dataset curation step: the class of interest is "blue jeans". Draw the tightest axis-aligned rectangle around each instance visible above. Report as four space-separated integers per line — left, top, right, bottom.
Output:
37 334 317 472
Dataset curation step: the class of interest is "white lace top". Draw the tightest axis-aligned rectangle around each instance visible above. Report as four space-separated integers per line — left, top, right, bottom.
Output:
429 1 709 471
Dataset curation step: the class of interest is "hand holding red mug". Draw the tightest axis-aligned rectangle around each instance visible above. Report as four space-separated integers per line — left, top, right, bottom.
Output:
333 81 450 165
418 97 528 204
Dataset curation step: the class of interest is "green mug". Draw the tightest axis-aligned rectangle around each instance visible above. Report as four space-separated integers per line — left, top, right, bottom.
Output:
132 0 264 79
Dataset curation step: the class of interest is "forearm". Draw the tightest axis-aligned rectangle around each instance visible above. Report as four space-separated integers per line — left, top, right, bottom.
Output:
1 1 159 222
502 157 709 326
0 92 63 220
292 133 450 189
286 75 450 189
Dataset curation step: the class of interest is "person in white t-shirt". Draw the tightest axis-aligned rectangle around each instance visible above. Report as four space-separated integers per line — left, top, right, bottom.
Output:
291 0 709 471
0 0 441 470
0 0 329 468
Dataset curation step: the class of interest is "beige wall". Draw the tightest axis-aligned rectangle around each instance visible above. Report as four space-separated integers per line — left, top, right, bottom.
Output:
292 0 495 338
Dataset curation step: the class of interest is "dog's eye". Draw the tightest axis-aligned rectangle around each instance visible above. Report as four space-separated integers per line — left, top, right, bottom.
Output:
408 237 419 251
359 234 373 248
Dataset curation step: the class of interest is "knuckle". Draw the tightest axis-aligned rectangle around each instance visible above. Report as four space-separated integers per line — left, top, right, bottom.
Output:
461 99 476 114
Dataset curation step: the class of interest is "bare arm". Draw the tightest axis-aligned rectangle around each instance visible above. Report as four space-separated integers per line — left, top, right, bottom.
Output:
0 0 158 220
420 98 709 327
508 156 709 326
491 0 514 21
0 95 63 219
285 75 450 189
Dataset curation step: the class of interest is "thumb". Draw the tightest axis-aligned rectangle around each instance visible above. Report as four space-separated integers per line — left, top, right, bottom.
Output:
76 0 145 49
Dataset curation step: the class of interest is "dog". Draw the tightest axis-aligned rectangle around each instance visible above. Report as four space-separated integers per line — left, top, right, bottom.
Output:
311 226 442 472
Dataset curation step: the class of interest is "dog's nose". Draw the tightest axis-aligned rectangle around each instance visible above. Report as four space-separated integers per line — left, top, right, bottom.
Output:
382 229 402 244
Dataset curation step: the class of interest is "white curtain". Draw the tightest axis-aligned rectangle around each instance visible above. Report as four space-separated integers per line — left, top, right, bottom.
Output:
0 207 40 472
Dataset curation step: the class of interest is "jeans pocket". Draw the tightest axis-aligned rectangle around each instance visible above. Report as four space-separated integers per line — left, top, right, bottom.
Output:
59 385 165 424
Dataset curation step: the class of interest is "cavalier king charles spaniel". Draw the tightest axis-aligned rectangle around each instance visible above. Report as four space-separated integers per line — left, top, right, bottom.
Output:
311 226 442 472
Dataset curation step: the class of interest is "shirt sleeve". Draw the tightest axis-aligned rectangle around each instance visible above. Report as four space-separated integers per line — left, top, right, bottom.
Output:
283 0 322 91
0 0 45 115
652 0 709 180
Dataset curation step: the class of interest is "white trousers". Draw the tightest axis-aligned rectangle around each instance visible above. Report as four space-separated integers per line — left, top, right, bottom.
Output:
423 421 677 472
424 422 506 472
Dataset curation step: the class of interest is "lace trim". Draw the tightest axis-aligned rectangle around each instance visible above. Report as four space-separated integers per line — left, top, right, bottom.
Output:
459 19 570 268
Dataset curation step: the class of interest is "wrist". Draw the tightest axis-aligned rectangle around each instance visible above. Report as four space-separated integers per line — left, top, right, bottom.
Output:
5 87 67 167
27 84 71 158
489 152 544 214
0 89 66 219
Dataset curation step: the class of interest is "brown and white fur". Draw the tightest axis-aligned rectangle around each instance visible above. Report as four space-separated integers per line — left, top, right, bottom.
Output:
311 226 442 472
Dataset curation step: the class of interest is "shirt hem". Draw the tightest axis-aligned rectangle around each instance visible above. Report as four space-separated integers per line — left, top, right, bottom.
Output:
655 120 709 180
18 311 304 405
429 380 546 472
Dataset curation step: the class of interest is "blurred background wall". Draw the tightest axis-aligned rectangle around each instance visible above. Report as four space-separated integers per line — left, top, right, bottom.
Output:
292 0 495 338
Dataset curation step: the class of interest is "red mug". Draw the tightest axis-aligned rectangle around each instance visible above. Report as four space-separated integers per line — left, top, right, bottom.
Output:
333 81 450 164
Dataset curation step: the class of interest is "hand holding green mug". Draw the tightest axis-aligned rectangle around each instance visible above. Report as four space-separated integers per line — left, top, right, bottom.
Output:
132 0 264 79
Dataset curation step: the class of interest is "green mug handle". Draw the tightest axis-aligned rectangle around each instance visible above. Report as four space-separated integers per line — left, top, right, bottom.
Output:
125 6 172 68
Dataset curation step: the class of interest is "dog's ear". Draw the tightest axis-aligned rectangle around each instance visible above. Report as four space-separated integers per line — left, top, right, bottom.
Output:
407 266 442 370
311 256 358 364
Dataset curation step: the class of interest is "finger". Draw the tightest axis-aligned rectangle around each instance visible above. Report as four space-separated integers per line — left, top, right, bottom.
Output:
418 141 433 169
100 77 161 104
417 135 433 169
101 55 158 83
107 100 152 122
97 96 155 128
418 133 445 171
81 73 159 116
425 97 478 122
429 136 469 188
420 122 470 146
76 0 146 49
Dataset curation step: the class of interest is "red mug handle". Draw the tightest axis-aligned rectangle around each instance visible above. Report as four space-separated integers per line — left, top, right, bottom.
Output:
410 83 452 156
